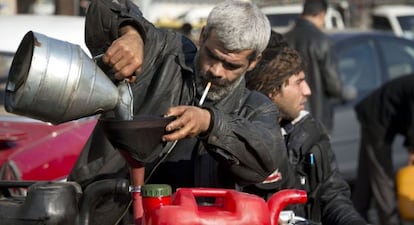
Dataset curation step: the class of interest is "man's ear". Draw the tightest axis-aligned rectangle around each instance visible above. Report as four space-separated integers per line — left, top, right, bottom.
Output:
247 54 262 71
268 92 274 98
199 26 206 44
317 11 326 27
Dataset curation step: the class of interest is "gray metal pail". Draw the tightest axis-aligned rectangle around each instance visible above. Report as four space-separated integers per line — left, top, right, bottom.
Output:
5 31 119 124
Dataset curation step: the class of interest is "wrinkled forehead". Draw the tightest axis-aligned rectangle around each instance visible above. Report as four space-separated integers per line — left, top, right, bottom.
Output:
203 29 255 64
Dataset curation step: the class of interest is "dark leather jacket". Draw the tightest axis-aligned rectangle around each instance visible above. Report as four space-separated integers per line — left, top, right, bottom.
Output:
288 113 366 225
68 1 289 224
285 113 367 225
284 18 342 132
245 112 367 225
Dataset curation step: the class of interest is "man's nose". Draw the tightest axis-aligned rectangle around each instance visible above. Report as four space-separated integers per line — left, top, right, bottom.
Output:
302 82 312 96
209 63 224 79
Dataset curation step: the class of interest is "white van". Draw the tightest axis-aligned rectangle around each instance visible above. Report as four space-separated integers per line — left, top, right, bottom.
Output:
0 14 87 54
261 4 345 33
372 5 414 40
0 14 87 115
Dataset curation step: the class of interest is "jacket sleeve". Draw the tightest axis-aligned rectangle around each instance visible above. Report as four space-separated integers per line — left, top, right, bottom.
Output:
318 37 343 98
84 0 145 56
319 138 368 225
84 0 182 65
205 91 290 186
84 0 196 112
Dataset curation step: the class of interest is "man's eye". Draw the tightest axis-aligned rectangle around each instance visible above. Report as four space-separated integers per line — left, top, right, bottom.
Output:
205 47 240 70
223 62 238 70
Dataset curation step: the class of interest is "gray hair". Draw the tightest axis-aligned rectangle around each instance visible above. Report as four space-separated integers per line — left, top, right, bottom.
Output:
204 0 271 59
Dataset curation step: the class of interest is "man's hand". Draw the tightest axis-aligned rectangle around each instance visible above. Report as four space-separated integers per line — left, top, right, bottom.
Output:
102 25 144 82
162 106 211 142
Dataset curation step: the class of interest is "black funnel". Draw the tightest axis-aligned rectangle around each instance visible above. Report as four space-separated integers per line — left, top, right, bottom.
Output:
101 116 176 163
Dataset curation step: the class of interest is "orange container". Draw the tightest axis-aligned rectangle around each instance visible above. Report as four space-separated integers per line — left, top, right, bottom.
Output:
397 165 414 221
145 188 271 225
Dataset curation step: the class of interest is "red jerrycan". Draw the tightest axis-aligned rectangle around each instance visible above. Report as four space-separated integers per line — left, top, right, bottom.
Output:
144 187 271 225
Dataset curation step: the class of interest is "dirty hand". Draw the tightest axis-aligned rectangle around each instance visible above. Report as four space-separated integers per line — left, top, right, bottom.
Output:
162 106 211 142
102 25 144 82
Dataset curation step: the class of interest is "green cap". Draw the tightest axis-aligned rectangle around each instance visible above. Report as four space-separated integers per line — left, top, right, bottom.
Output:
141 184 172 197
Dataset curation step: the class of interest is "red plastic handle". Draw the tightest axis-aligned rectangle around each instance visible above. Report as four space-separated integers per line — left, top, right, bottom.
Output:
173 188 236 210
267 189 307 225
188 188 230 197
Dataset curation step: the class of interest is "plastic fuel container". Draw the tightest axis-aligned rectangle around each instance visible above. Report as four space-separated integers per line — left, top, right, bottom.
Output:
144 187 271 225
397 165 414 221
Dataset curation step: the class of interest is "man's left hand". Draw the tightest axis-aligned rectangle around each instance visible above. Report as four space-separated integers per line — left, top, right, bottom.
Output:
162 106 211 142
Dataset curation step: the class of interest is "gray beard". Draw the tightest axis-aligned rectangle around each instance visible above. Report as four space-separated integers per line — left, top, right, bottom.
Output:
195 71 244 101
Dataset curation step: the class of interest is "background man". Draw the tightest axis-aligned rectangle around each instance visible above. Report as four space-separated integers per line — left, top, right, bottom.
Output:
353 74 414 225
284 0 343 133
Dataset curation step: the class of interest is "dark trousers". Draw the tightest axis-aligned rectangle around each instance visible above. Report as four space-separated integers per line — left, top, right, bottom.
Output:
352 126 401 225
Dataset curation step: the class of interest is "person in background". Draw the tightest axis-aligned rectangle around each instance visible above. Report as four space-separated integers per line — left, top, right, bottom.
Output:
352 74 414 225
284 0 343 133
245 31 367 225
68 0 289 224
178 22 198 45
179 22 193 38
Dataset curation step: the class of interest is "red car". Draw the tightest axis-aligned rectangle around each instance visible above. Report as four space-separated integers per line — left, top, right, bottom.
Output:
0 116 96 181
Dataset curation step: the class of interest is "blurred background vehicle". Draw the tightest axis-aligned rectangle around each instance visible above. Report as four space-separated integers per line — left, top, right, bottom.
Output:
261 4 345 33
0 116 96 182
0 14 88 54
0 14 96 182
328 29 414 185
371 4 414 40
153 5 213 41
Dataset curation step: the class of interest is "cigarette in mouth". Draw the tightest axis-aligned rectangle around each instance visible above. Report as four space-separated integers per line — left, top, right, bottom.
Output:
198 82 211 106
